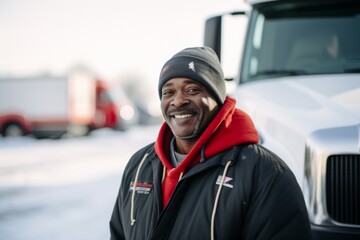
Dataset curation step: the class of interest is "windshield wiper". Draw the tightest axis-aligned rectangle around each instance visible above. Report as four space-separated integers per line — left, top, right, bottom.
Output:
253 69 308 78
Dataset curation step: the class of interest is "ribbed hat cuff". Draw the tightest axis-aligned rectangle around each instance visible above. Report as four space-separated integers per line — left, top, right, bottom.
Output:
158 56 225 105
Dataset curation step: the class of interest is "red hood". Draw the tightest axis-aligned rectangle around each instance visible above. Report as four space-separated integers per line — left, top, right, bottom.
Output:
155 96 259 174
155 96 259 207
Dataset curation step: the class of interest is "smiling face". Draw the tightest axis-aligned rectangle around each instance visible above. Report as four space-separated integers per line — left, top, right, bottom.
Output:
161 77 219 152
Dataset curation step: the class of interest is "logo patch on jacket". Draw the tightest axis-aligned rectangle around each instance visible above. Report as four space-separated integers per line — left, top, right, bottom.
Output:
216 176 233 189
129 182 153 194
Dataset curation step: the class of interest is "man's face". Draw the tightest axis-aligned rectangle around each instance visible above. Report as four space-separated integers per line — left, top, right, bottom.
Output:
161 77 219 140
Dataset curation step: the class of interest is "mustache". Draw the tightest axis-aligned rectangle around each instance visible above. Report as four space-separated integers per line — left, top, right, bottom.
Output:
167 106 197 115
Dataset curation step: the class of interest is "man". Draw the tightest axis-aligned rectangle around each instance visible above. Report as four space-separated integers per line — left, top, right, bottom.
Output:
110 47 312 240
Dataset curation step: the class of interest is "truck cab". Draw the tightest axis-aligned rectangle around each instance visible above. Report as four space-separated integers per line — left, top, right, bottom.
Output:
90 80 138 132
204 0 360 239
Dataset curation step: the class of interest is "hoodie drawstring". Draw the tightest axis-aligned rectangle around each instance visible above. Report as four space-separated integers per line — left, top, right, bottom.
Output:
161 165 166 183
211 160 233 240
178 172 183 181
130 152 149 226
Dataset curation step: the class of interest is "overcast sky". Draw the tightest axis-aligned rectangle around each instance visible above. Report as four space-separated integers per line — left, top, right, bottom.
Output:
0 0 244 89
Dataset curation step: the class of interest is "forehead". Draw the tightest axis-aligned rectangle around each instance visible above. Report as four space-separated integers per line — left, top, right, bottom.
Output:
162 77 202 88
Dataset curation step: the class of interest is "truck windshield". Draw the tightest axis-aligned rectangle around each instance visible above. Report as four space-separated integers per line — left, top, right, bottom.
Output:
241 2 360 83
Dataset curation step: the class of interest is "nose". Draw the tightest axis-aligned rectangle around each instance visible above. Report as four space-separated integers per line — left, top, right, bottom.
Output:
171 92 189 107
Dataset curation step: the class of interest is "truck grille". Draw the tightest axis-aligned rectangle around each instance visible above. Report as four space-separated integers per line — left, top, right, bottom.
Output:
326 154 360 225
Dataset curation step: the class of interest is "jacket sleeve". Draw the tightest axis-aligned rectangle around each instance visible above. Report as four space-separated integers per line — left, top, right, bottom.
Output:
109 147 137 240
241 146 313 240
109 143 155 240
109 176 126 240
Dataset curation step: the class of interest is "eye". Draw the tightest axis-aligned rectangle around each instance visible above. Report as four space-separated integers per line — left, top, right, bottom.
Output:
162 89 173 96
187 87 200 94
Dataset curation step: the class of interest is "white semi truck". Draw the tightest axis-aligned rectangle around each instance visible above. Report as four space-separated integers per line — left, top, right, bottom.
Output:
0 70 96 138
204 0 360 239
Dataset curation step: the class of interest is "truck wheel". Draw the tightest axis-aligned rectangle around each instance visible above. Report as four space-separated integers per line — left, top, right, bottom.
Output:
3 123 25 138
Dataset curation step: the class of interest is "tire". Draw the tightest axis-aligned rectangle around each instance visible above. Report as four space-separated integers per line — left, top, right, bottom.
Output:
3 123 25 138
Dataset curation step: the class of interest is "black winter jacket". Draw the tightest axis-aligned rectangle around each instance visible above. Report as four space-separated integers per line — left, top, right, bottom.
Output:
109 142 312 240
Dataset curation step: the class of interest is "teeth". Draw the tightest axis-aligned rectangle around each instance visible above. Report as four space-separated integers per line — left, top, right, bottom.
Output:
174 114 192 119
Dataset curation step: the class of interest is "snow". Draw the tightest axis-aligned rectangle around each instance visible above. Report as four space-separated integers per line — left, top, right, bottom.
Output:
0 125 160 240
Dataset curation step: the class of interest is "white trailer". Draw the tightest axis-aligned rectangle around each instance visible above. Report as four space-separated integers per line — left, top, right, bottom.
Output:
0 70 96 138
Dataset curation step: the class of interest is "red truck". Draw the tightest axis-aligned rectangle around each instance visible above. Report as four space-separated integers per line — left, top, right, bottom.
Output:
0 72 137 139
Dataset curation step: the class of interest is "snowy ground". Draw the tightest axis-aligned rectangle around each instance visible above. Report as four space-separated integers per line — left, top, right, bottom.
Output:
0 124 160 240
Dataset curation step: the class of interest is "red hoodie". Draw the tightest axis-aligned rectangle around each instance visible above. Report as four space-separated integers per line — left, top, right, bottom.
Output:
155 96 259 207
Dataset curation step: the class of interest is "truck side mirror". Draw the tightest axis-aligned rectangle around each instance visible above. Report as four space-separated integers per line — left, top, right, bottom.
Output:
204 11 248 92
204 16 222 59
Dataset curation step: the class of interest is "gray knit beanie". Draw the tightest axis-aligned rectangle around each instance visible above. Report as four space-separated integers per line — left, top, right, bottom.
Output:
158 46 226 105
